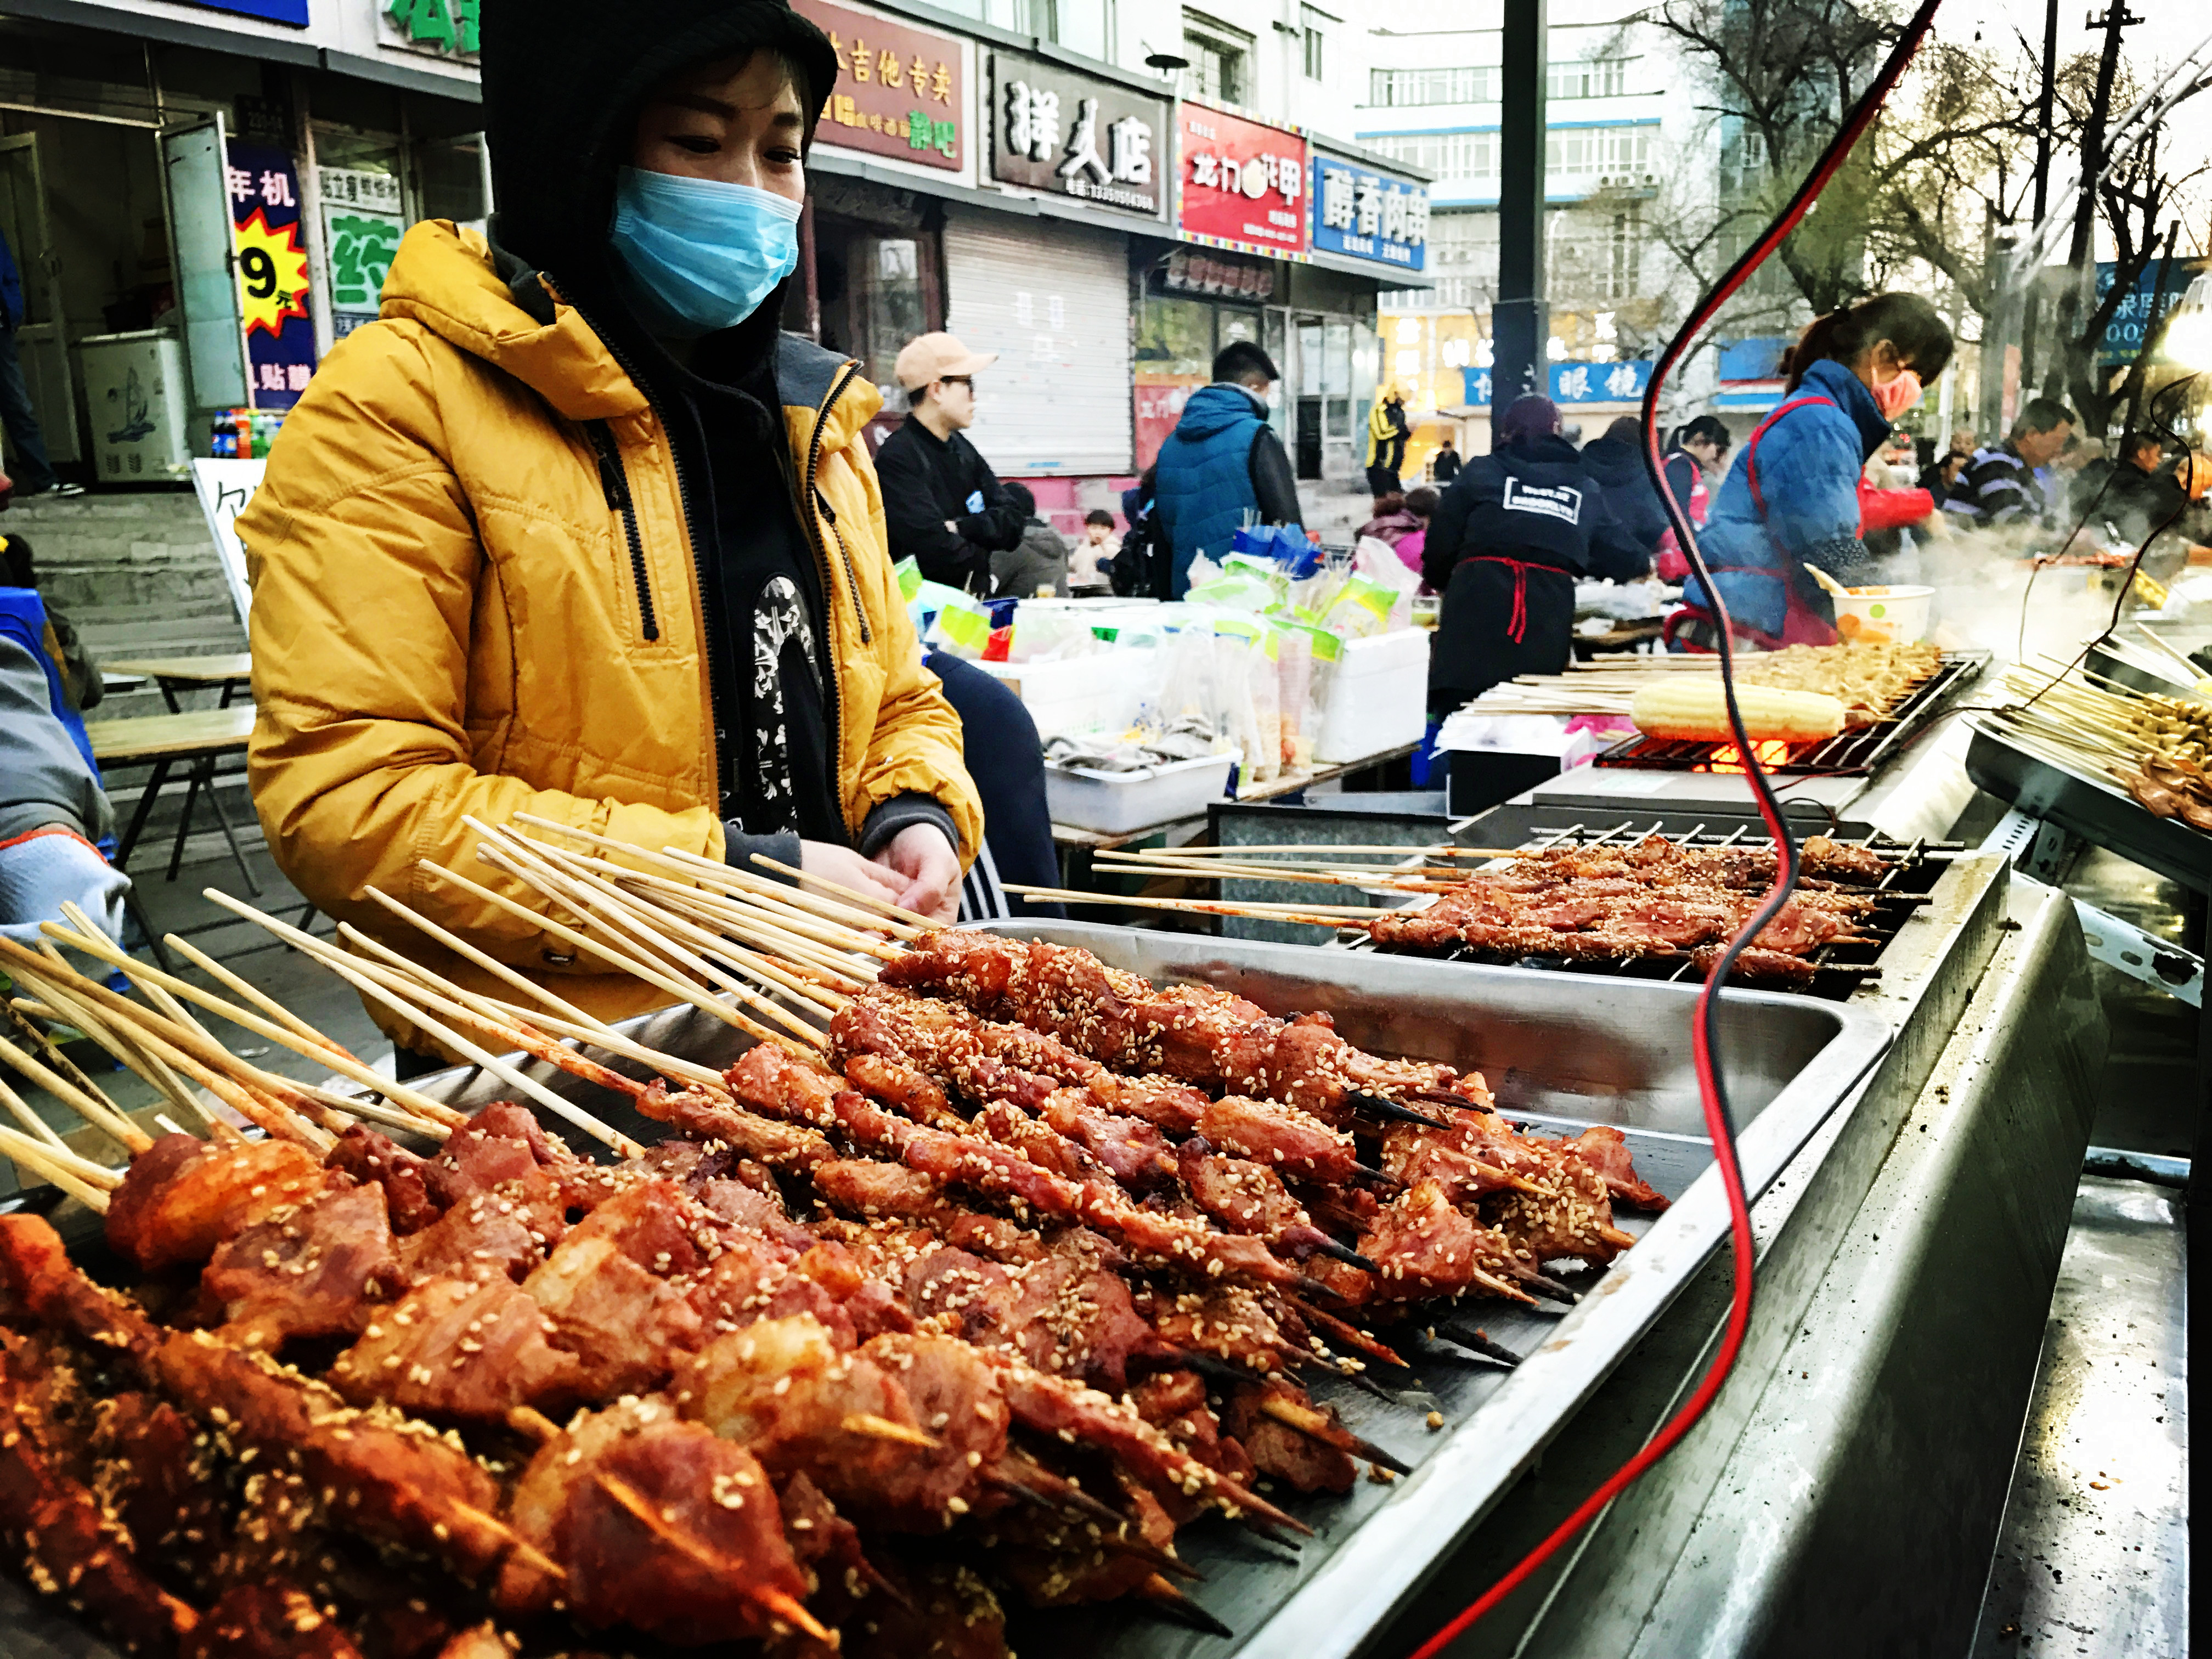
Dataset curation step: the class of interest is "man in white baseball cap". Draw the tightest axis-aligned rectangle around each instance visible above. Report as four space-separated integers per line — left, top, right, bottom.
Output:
873 330 1025 591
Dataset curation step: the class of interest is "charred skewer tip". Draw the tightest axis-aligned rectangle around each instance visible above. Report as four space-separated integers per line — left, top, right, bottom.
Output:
1345 1090 1452 1130
842 1411 941 1450
1139 1575 1237 1639
1430 1323 1523 1368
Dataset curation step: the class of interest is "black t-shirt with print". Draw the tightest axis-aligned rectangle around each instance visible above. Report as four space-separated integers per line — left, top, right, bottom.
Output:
653 321 843 846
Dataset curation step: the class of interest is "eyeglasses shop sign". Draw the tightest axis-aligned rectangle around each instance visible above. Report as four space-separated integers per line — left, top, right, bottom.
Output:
989 55 1164 217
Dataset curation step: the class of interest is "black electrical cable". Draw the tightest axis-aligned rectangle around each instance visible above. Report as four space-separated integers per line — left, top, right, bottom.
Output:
1406 4 1946 1649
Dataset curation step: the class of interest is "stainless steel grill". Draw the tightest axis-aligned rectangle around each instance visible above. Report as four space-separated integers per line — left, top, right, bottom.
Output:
1360 819 1965 1001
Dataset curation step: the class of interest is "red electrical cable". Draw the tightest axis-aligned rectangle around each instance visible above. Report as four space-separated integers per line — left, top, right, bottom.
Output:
1406 5 1945 1652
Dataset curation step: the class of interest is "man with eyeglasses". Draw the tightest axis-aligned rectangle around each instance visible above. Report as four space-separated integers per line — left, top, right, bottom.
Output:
874 332 1026 592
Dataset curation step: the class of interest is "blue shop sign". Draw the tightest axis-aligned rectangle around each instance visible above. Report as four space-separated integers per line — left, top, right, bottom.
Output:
1550 359 1652 403
1311 155 1428 271
187 0 311 22
1462 360 1652 407
2095 259 2205 365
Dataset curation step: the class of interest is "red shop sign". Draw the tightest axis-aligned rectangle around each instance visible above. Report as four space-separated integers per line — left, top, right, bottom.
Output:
1173 99 1308 259
793 0 965 171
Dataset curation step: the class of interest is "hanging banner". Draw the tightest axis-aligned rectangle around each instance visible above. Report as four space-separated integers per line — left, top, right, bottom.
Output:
320 167 407 339
226 141 318 410
1174 98 1307 260
792 0 964 171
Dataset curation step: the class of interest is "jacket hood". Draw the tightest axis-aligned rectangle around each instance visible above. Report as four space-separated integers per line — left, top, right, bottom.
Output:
479 0 838 285
1177 383 1267 441
1579 434 1646 485
1501 433 1582 468
1797 358 1893 461
379 221 883 445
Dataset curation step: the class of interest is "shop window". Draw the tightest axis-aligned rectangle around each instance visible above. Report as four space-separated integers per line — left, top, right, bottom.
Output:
1367 66 1497 107
814 215 940 413
1301 9 1326 81
1181 14 1250 106
416 132 488 230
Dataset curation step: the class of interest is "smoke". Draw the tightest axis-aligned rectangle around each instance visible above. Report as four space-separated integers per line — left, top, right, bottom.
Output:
1906 524 2122 667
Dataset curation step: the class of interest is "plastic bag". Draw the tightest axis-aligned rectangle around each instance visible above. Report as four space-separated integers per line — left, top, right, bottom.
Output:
1276 626 1314 771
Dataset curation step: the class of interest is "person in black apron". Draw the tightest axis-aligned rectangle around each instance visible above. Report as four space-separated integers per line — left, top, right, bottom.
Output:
1425 395 1644 714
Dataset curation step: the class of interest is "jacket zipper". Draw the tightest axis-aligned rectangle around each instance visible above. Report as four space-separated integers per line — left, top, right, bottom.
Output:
802 362 872 647
586 420 659 643
562 292 730 817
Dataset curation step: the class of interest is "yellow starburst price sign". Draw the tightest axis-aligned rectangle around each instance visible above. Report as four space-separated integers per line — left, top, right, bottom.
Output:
233 208 312 339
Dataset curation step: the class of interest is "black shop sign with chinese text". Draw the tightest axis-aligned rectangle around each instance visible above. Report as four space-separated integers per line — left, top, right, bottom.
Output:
988 54 1165 218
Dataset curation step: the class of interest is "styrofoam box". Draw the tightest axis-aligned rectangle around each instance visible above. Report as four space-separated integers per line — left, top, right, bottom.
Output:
973 651 1154 741
1313 628 1431 764
1045 752 1237 834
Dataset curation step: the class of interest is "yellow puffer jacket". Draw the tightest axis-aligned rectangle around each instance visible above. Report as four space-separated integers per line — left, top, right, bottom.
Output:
241 220 980 1043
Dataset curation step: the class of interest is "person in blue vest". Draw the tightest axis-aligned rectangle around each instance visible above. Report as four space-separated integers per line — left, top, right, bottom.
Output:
1153 340 1303 597
1668 294 1953 651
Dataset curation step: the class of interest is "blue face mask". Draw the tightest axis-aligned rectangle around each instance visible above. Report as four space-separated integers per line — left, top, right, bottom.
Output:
608 165 802 336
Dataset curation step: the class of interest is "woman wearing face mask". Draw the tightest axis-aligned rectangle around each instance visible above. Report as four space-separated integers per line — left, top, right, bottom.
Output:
1664 295 1953 651
238 0 980 1066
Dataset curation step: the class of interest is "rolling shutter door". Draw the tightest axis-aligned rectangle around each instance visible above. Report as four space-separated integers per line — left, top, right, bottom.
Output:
942 205 1132 476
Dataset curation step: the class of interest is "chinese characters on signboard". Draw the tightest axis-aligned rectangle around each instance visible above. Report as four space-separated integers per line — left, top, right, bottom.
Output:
793 0 963 171
380 0 480 58
227 141 318 410
1463 360 1654 406
1311 154 1428 270
1174 100 1307 258
989 55 1164 217
2094 259 2208 365
320 167 406 340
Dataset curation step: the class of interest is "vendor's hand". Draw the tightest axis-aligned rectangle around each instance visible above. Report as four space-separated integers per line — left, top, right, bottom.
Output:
873 823 961 923
945 520 961 535
799 840 908 911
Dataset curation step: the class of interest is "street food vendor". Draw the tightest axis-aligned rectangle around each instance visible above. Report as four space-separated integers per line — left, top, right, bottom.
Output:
1426 394 1646 712
1667 294 1953 650
239 0 981 1068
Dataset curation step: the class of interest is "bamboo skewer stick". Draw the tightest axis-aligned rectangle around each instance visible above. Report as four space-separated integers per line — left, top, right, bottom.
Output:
422 851 799 1057
504 835 849 1024
361 884 620 1040
618 873 887 982
6 927 459 1134
645 840 918 952
0 1124 114 1211
1093 853 1461 892
0 1122 119 1188
441 845 817 1066
7 953 134 1125
92 1012 334 1153
0 1068 69 1151
204 894 640 1158
470 829 830 1052
60 903 218 1052
8 966 229 1141
749 851 944 934
0 1028 153 1155
1000 884 1390 925
163 932 359 1062
509 814 917 949
1113 843 1519 859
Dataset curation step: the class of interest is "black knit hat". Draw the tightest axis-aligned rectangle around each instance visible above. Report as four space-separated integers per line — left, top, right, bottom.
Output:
480 0 839 274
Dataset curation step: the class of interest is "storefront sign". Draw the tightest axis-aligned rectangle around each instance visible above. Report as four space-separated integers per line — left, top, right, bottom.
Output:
1465 361 1652 405
188 0 310 24
794 0 963 171
227 142 318 409
1175 99 1307 259
379 0 480 60
988 54 1164 217
1311 153 1428 271
320 167 406 338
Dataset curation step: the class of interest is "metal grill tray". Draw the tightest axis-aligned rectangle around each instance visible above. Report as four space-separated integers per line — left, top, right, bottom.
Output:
1593 650 1987 775
0 924 1892 1659
1963 715 2212 895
